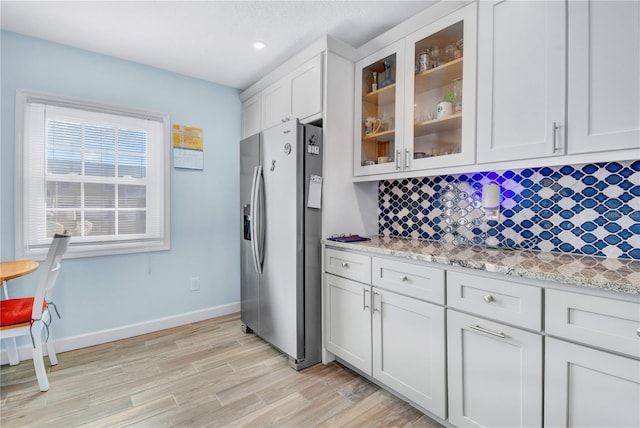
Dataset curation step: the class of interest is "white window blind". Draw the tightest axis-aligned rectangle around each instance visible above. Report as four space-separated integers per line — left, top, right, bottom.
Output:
15 90 171 259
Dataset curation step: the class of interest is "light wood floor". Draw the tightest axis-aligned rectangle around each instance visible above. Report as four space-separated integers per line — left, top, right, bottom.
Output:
0 313 444 427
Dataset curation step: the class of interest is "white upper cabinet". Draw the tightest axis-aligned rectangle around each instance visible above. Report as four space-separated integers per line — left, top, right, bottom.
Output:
248 54 324 133
241 92 261 139
354 40 405 176
404 3 477 171
567 0 640 155
291 54 323 123
354 3 477 177
477 0 566 163
261 78 291 130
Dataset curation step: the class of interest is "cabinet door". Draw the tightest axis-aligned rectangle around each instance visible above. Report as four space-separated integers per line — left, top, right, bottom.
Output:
354 40 405 176
567 0 640 154
241 93 261 138
372 289 446 418
404 3 477 171
477 0 566 163
291 54 323 123
323 273 372 375
447 310 543 428
545 338 640 428
262 78 291 130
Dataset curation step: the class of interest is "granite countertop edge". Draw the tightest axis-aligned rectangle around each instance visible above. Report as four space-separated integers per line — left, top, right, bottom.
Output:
323 237 640 296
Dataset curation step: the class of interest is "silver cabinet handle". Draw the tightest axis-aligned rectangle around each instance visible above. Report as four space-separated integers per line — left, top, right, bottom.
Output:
636 327 640 338
341 262 349 268
552 122 561 153
469 324 506 338
400 275 408 282
363 289 370 311
396 150 402 170
373 291 381 313
483 295 495 303
404 149 410 169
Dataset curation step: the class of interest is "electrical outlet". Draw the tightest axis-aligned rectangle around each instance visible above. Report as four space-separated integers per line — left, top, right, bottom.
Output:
190 276 200 291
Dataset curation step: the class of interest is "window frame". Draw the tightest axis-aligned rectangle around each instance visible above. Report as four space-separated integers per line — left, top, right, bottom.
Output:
15 89 172 260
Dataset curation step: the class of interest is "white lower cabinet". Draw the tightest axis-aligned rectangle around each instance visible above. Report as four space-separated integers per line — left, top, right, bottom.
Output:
447 310 543 427
323 251 446 418
373 288 446 418
323 273 372 375
544 289 640 428
323 247 637 427
545 337 640 428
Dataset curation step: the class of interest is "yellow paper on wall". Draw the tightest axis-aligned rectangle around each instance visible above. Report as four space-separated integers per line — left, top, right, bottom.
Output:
173 125 203 151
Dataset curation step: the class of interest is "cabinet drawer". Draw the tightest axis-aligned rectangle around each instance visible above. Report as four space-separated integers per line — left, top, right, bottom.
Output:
372 257 445 304
546 289 640 358
447 271 542 330
325 248 371 284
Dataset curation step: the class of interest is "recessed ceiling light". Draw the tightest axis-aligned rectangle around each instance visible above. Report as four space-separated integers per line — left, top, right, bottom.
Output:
253 41 266 50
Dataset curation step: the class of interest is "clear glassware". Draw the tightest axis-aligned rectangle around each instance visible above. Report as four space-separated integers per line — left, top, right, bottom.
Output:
429 45 441 68
454 39 463 59
452 78 463 113
445 43 456 62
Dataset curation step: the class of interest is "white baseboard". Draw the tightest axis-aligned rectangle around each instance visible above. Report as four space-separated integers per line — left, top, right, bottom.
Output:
0 302 240 365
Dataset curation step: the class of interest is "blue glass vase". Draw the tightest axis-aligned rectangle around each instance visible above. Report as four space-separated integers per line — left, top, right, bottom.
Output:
379 60 395 88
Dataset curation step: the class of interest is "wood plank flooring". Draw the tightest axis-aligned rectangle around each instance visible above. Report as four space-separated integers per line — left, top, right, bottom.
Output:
0 313 444 427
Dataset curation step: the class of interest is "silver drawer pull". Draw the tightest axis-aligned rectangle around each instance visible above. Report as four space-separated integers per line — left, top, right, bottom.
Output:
400 275 408 282
373 291 381 313
469 324 506 338
363 289 370 311
341 262 349 268
483 295 495 303
637 327 640 338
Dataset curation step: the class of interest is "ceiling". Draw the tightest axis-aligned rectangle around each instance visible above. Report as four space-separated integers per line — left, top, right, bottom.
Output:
1 1 436 90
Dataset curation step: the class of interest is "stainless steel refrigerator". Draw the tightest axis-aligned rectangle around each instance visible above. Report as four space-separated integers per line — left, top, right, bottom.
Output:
240 119 322 370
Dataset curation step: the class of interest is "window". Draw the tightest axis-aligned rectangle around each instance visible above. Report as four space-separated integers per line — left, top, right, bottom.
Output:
15 90 171 259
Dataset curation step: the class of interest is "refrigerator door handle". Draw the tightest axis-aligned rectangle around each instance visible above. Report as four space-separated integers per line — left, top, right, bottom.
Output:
250 165 263 274
256 165 265 272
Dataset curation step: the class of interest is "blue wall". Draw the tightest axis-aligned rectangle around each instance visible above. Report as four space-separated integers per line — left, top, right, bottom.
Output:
1 31 241 343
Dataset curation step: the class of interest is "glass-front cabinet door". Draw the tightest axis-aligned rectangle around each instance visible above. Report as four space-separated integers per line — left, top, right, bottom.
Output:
354 41 404 176
404 3 476 170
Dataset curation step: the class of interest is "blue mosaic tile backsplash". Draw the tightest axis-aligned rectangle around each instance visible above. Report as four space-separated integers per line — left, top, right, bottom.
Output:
379 160 640 260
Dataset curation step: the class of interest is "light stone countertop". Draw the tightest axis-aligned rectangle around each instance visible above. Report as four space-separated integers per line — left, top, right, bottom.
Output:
324 236 640 296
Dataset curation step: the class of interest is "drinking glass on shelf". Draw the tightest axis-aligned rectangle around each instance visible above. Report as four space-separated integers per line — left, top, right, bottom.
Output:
455 39 463 59
452 78 463 113
429 45 441 68
445 43 456 62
